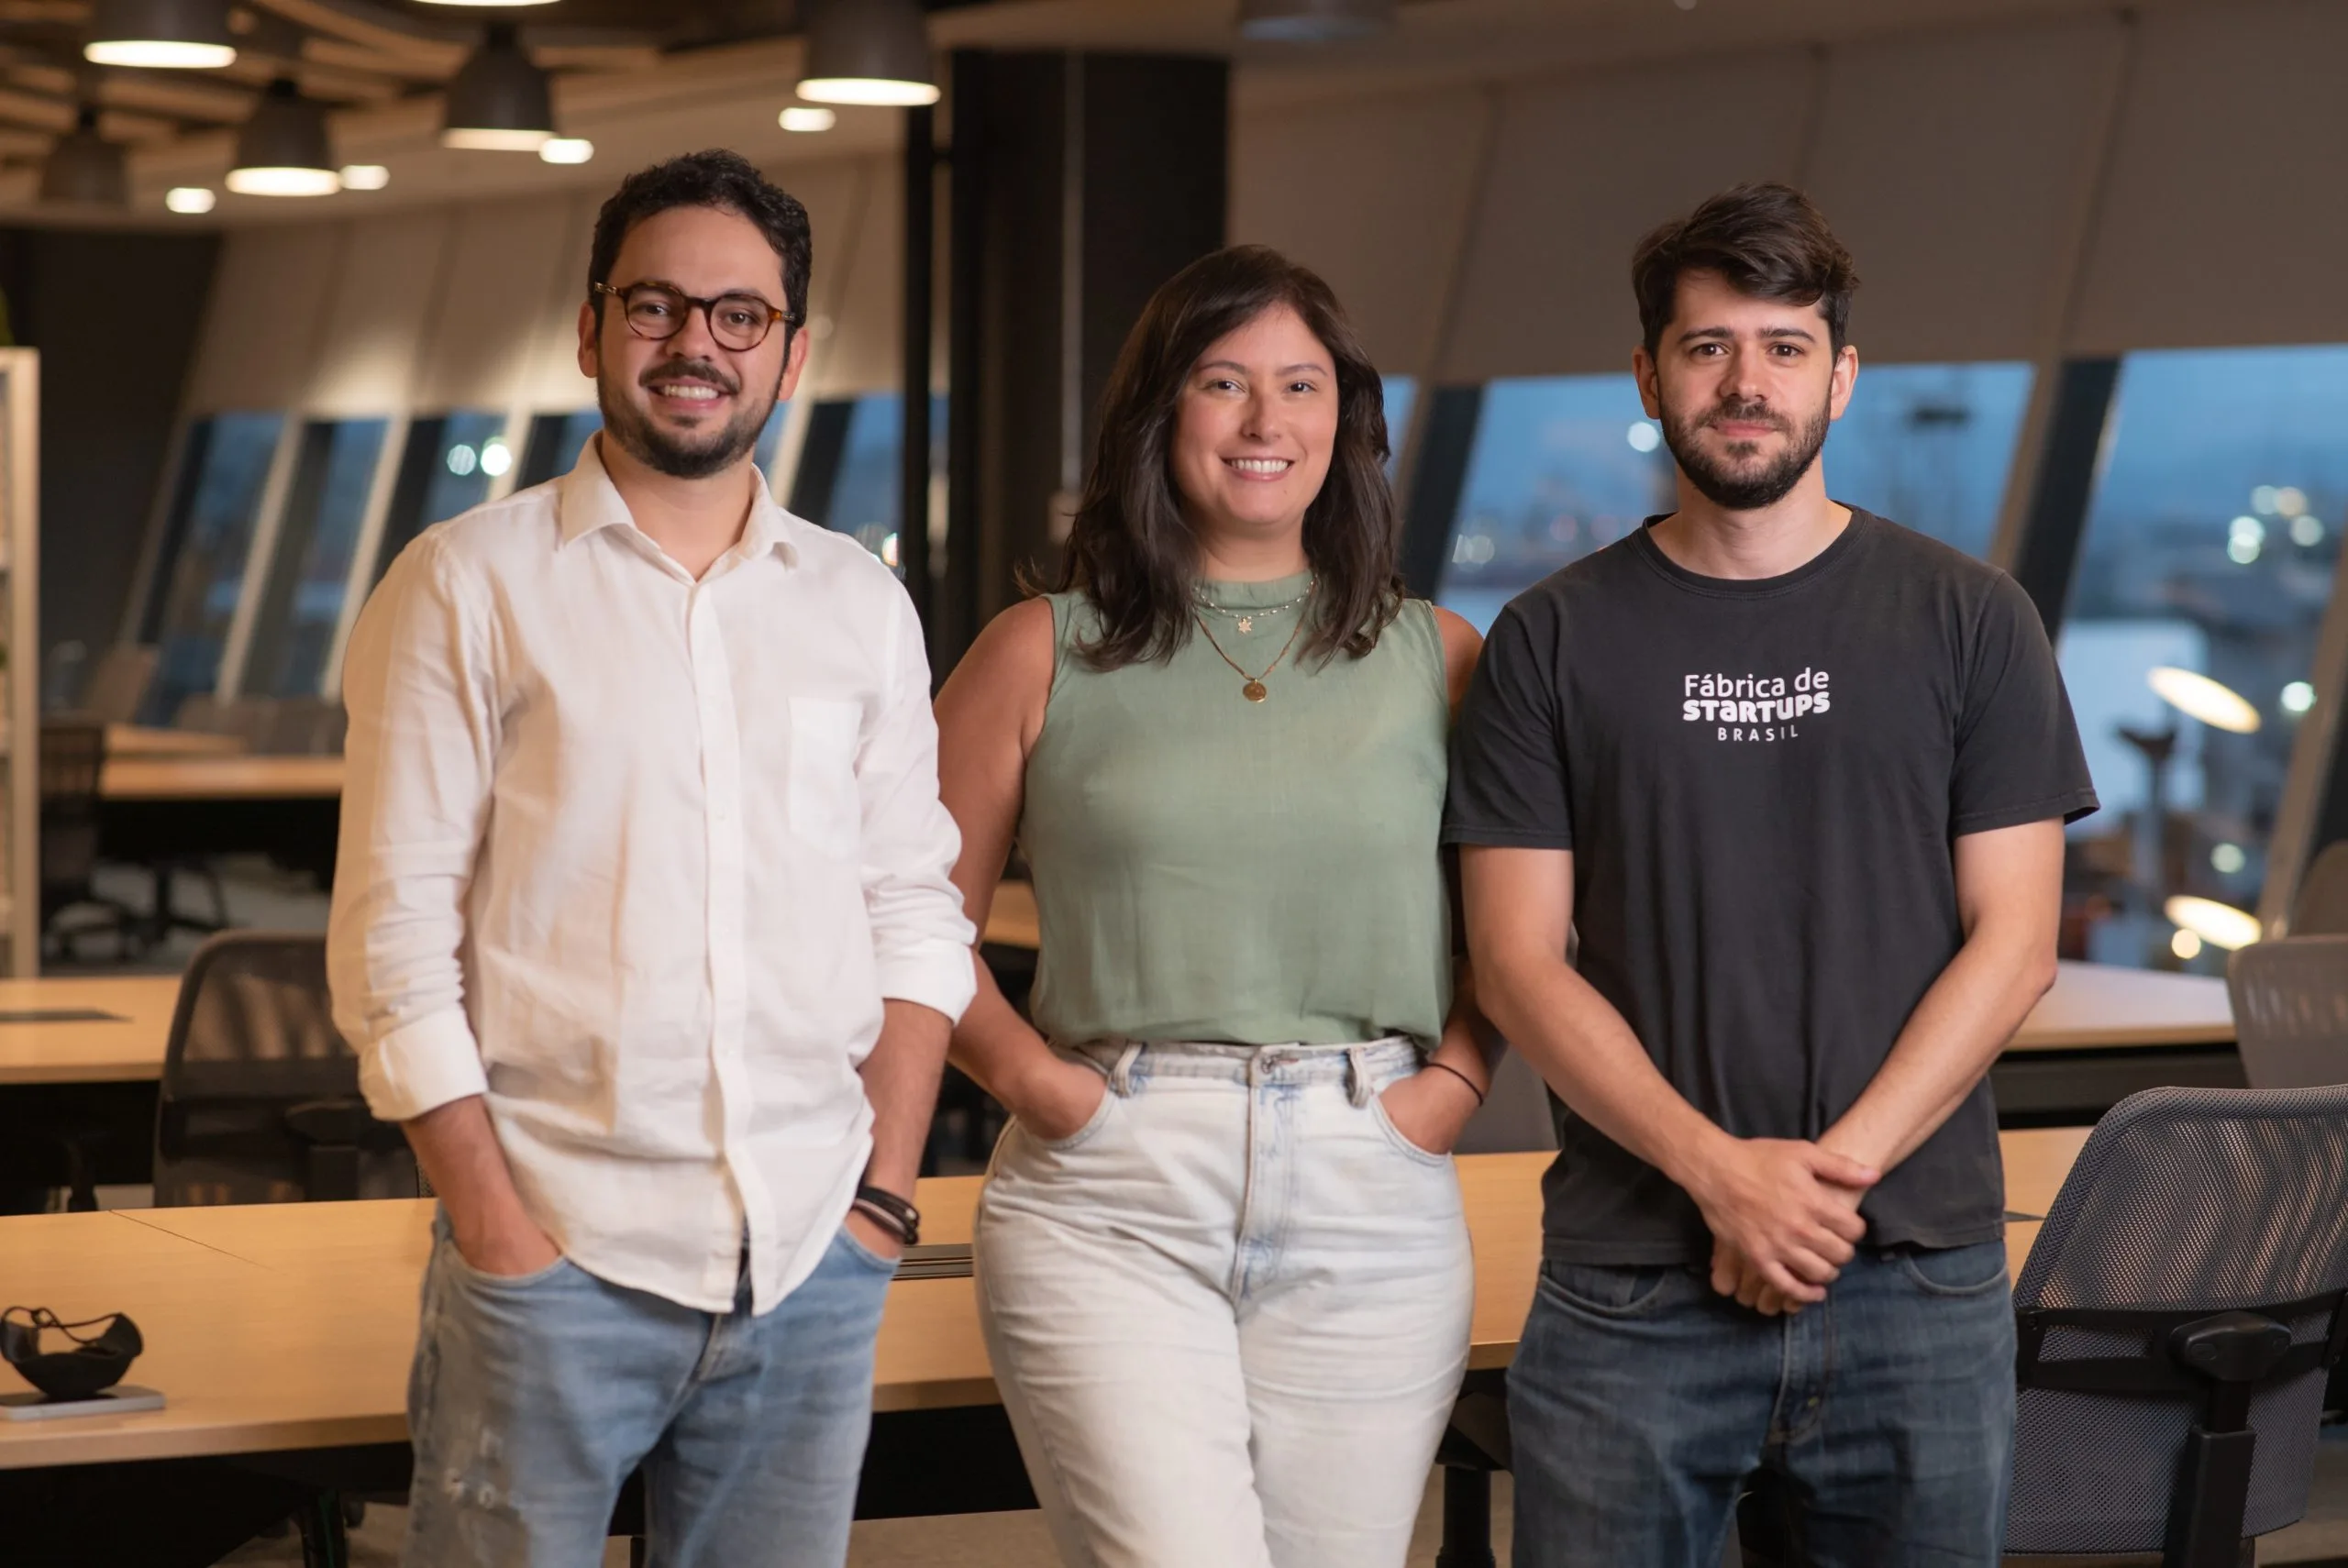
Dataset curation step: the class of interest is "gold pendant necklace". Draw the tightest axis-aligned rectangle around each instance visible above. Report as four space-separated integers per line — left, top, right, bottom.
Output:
1193 603 1311 702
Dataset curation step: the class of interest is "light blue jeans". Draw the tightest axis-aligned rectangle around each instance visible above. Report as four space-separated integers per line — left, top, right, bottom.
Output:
975 1038 1476 1568
401 1209 898 1568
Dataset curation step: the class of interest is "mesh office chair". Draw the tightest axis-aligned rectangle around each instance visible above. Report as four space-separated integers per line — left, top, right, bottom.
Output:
37 717 139 962
2228 936 2348 1090
79 643 156 727
2290 843 2348 935
153 933 415 1207
2005 1085 2348 1566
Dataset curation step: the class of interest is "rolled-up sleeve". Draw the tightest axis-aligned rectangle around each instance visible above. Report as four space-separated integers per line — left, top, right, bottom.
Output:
854 585 978 1023
327 533 499 1121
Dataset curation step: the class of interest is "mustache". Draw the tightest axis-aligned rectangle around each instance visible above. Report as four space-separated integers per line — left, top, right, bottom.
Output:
639 357 739 395
1701 398 1789 434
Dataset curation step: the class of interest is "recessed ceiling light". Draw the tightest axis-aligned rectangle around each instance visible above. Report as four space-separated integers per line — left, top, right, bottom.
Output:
165 186 216 214
796 0 938 106
84 0 237 68
780 106 836 133
538 138 593 164
338 163 390 190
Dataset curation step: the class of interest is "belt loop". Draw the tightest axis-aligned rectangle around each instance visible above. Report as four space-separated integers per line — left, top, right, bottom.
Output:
1345 1044 1373 1108
1109 1040 1144 1097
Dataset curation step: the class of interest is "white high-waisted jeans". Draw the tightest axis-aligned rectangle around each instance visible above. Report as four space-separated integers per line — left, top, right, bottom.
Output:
974 1037 1476 1568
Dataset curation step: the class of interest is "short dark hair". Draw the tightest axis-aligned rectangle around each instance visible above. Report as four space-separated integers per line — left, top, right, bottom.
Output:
588 149 813 329
1047 245 1405 671
1631 182 1858 357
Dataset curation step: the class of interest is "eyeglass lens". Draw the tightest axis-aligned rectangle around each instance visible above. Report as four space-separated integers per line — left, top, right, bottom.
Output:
622 286 777 351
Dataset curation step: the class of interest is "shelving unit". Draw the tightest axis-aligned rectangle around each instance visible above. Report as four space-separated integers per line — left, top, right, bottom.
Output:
0 349 39 976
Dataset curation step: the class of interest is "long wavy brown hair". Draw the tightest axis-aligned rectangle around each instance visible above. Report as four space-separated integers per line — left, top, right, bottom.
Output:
1045 245 1405 670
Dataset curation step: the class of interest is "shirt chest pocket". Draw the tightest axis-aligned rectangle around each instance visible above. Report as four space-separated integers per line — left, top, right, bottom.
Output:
788 697 863 855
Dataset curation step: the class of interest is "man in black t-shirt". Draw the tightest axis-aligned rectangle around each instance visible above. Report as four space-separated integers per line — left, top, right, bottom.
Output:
1447 184 2095 1567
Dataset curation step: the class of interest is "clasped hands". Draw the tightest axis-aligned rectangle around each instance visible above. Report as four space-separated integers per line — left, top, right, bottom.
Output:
1685 1136 1879 1319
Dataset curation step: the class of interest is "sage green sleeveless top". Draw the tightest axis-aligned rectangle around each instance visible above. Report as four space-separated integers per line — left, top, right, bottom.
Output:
1020 572 1453 1046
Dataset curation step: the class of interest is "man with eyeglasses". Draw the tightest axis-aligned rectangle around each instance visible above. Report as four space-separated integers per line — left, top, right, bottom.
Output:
328 149 974 1568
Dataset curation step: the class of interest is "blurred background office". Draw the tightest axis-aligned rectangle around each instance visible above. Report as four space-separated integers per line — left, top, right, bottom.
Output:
0 0 2342 986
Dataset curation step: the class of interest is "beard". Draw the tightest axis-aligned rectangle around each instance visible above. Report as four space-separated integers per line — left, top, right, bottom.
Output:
599 355 776 480
1661 391 1832 512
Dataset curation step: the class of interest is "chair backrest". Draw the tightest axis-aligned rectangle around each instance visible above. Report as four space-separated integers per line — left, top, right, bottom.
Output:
1455 1049 1560 1154
36 718 105 894
154 932 413 1205
2006 1085 2348 1555
2229 937 2348 1090
179 694 279 748
2293 843 2348 935
268 696 346 756
80 644 156 727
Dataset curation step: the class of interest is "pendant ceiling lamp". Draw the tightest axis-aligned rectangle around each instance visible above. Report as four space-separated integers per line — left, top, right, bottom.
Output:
795 0 938 107
227 79 340 197
84 0 236 68
39 106 127 207
1237 0 1397 42
442 22 555 150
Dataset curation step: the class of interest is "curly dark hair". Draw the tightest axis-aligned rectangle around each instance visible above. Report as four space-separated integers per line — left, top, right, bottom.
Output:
1048 244 1405 670
1632 182 1859 356
588 149 812 334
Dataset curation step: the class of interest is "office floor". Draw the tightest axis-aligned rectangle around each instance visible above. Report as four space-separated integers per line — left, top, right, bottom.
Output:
213 1470 1500 1565
208 1441 2348 1566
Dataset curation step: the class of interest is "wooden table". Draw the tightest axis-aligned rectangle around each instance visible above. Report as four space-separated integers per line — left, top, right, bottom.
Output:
0 975 181 1087
0 976 183 1209
0 1134 2086 1474
983 880 1038 950
98 755 345 899
101 756 342 802
105 726 244 760
1992 961 2240 1122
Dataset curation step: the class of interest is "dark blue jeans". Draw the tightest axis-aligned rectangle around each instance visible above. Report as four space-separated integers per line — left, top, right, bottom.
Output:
1509 1242 2014 1568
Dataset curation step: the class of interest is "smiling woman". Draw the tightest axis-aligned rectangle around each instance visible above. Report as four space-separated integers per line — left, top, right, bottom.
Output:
929 244 1492 1568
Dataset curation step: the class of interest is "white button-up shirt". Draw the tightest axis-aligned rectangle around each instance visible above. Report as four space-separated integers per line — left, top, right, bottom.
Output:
327 438 975 1314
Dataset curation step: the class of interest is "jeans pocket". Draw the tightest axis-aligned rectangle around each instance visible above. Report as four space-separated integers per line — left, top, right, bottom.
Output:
1894 1241 2010 1298
1538 1260 1683 1318
1022 1073 1117 1153
439 1234 574 1294
837 1223 903 1275
1368 1090 1451 1167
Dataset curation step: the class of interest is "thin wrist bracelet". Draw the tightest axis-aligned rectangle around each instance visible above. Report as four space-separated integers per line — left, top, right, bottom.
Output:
1426 1059 1488 1106
854 1184 921 1246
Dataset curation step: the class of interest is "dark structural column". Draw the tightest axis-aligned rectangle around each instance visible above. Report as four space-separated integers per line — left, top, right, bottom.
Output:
2007 357 2121 639
943 49 1227 670
1398 385 1485 602
901 101 936 640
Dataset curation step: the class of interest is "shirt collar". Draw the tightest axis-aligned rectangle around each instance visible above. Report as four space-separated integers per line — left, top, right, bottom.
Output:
556 431 799 568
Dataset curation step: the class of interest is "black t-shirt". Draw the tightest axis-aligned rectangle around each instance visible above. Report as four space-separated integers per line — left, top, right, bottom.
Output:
1444 511 2098 1264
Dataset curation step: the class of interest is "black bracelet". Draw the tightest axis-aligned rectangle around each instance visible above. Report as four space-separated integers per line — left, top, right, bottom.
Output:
854 1184 921 1246
1425 1059 1487 1106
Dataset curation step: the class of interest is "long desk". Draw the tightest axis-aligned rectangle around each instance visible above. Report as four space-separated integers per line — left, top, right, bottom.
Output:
0 1136 2081 1471
98 755 344 892
0 977 183 1207
0 976 182 1088
1991 960 2240 1121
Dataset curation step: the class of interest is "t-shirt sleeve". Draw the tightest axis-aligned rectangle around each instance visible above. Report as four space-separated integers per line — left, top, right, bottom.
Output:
1443 596 1577 850
1949 573 2099 835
